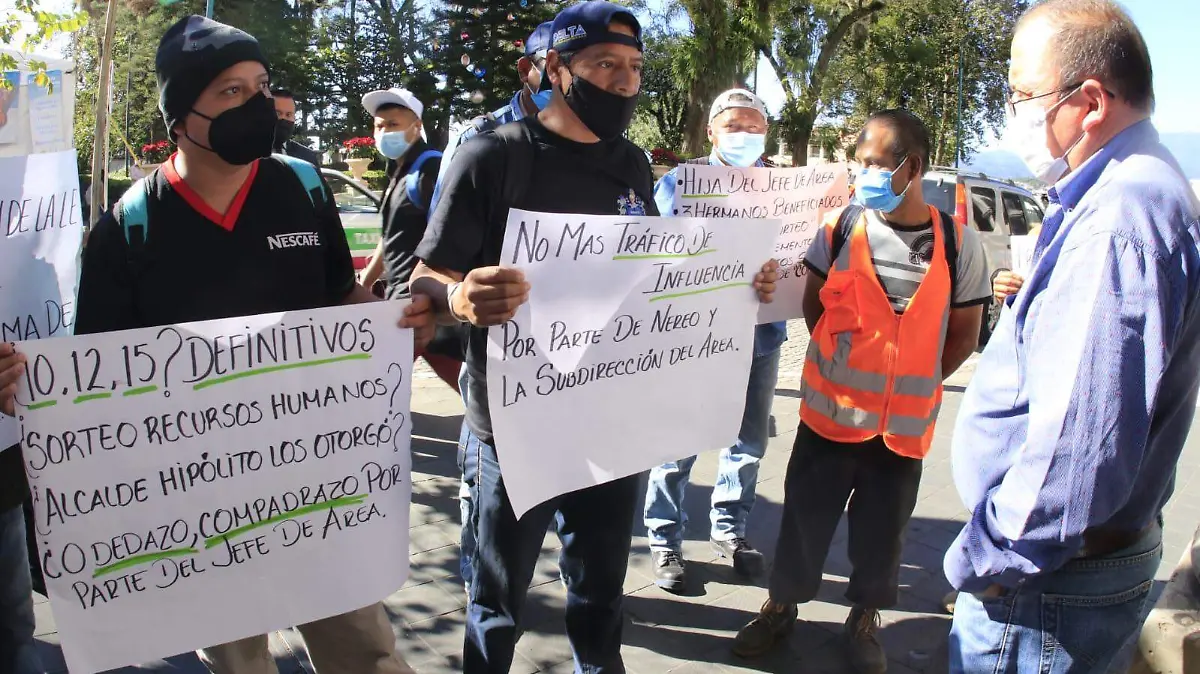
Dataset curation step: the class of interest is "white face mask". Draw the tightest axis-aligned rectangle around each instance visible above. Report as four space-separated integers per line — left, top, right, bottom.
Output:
1002 85 1085 184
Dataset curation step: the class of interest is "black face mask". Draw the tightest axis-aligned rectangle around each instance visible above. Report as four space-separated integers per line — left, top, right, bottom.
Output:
188 92 277 165
273 119 295 148
562 69 639 141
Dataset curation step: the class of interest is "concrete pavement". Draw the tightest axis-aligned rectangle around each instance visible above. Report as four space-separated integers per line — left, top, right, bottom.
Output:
28 321 1200 673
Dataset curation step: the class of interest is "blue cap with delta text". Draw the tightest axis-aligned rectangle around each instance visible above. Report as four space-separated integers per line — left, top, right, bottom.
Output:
526 22 554 57
551 1 643 54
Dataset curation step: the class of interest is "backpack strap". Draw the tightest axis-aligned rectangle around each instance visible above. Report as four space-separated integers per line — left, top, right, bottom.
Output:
828 204 865 264
404 149 443 211
274 153 327 210
937 209 961 300
119 178 152 250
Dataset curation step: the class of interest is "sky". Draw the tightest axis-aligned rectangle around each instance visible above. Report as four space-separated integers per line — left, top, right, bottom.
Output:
5 0 1196 137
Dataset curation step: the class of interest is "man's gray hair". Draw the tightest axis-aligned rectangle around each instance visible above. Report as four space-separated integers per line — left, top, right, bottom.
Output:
1019 0 1154 112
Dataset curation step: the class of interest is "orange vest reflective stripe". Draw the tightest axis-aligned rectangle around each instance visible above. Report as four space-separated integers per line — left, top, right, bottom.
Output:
799 205 958 459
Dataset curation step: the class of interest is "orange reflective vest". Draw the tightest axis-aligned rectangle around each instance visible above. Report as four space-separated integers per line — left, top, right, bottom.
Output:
800 205 960 459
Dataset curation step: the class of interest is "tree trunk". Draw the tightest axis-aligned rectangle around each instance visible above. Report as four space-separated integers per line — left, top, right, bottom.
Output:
789 124 812 168
89 0 118 227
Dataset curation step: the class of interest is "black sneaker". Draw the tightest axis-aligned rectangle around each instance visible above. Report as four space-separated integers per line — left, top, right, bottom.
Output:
733 600 798 658
652 549 687 593
712 537 765 577
844 607 887 673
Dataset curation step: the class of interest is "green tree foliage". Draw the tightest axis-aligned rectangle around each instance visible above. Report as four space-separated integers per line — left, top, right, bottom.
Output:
0 0 88 89
630 30 689 153
825 0 1025 166
430 0 562 127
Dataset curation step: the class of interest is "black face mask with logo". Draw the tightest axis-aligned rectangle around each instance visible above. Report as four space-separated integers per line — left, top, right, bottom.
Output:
562 68 639 142
187 92 277 165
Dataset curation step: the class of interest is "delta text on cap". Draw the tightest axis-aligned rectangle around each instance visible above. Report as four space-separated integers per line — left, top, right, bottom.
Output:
527 21 554 57
362 88 424 119
156 15 269 135
709 89 769 124
551 1 643 54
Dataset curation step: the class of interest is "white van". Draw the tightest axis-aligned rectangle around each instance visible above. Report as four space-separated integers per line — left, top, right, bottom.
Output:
922 168 1046 344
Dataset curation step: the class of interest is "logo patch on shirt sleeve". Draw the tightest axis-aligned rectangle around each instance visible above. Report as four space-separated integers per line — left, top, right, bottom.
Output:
618 189 646 217
267 232 322 250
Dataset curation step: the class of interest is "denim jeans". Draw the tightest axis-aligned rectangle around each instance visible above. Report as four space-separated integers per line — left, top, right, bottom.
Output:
948 524 1162 674
464 430 638 674
457 364 474 586
644 348 781 550
0 505 44 674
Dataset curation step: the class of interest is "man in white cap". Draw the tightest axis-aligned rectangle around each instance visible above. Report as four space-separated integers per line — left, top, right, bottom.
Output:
358 88 463 393
644 88 783 593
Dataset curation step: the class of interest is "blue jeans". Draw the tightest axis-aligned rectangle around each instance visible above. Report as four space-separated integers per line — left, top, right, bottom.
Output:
949 524 1162 674
0 505 44 674
457 364 474 586
464 430 637 674
644 348 781 550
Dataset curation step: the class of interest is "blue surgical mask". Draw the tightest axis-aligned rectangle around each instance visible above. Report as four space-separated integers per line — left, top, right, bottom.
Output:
853 156 912 213
715 132 767 168
530 89 553 111
375 128 413 160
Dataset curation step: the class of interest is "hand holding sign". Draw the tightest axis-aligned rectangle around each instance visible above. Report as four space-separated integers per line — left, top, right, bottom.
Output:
754 260 779 304
455 267 531 327
0 342 25 416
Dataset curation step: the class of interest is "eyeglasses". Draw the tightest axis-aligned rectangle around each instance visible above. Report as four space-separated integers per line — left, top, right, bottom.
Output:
1005 82 1084 117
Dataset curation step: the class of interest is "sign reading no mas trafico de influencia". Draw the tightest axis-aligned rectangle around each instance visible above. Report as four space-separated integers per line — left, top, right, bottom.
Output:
487 209 778 518
671 162 849 324
13 302 414 674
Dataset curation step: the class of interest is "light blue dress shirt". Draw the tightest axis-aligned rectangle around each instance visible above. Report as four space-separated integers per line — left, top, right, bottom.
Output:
945 120 1200 592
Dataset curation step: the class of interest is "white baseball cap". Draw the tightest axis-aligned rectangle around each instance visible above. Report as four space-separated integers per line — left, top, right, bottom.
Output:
362 87 424 119
709 88 768 124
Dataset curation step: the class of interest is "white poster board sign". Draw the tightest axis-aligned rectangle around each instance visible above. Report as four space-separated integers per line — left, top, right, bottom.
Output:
27 70 65 149
13 303 413 674
1011 235 1036 276
671 162 849 324
487 209 778 517
1 150 83 448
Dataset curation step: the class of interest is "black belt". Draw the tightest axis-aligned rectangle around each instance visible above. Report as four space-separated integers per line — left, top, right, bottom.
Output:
1076 523 1155 559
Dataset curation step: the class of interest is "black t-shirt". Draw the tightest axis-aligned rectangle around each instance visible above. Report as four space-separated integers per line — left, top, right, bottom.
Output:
75 156 356 335
414 117 658 445
0 444 27 511
381 139 440 299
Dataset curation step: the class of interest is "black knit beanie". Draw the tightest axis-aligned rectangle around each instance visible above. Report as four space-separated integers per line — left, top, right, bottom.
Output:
156 15 270 136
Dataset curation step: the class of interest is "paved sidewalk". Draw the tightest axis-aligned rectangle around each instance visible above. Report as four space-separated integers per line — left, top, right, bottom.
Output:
29 321 1200 673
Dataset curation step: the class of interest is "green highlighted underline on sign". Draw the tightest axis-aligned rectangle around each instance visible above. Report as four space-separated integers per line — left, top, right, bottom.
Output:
124 385 159 397
203 494 368 549
27 400 58 410
613 249 718 261
93 548 199 578
193 353 372 391
648 282 752 303
74 393 112 404
682 193 728 199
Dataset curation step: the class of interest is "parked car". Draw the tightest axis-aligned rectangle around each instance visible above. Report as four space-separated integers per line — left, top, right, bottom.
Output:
321 168 381 271
923 167 1045 345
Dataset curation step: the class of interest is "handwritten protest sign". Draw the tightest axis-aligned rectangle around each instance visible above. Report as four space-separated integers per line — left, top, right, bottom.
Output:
13 303 413 674
487 209 778 518
1010 235 1036 276
671 163 849 324
1 150 84 448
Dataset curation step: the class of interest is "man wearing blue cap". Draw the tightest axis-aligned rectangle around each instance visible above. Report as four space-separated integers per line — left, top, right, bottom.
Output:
411 2 777 671
428 21 556 595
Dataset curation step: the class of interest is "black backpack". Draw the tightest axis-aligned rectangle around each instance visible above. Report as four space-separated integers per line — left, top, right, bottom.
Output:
829 204 960 296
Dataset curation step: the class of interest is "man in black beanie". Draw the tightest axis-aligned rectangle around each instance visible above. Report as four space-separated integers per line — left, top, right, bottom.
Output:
59 14 427 674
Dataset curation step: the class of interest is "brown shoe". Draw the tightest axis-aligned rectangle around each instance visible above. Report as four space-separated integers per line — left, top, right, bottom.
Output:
844 607 886 673
732 600 798 658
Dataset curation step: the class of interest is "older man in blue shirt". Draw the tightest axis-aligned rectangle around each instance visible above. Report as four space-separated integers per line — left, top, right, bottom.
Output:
644 89 786 592
946 1 1200 672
